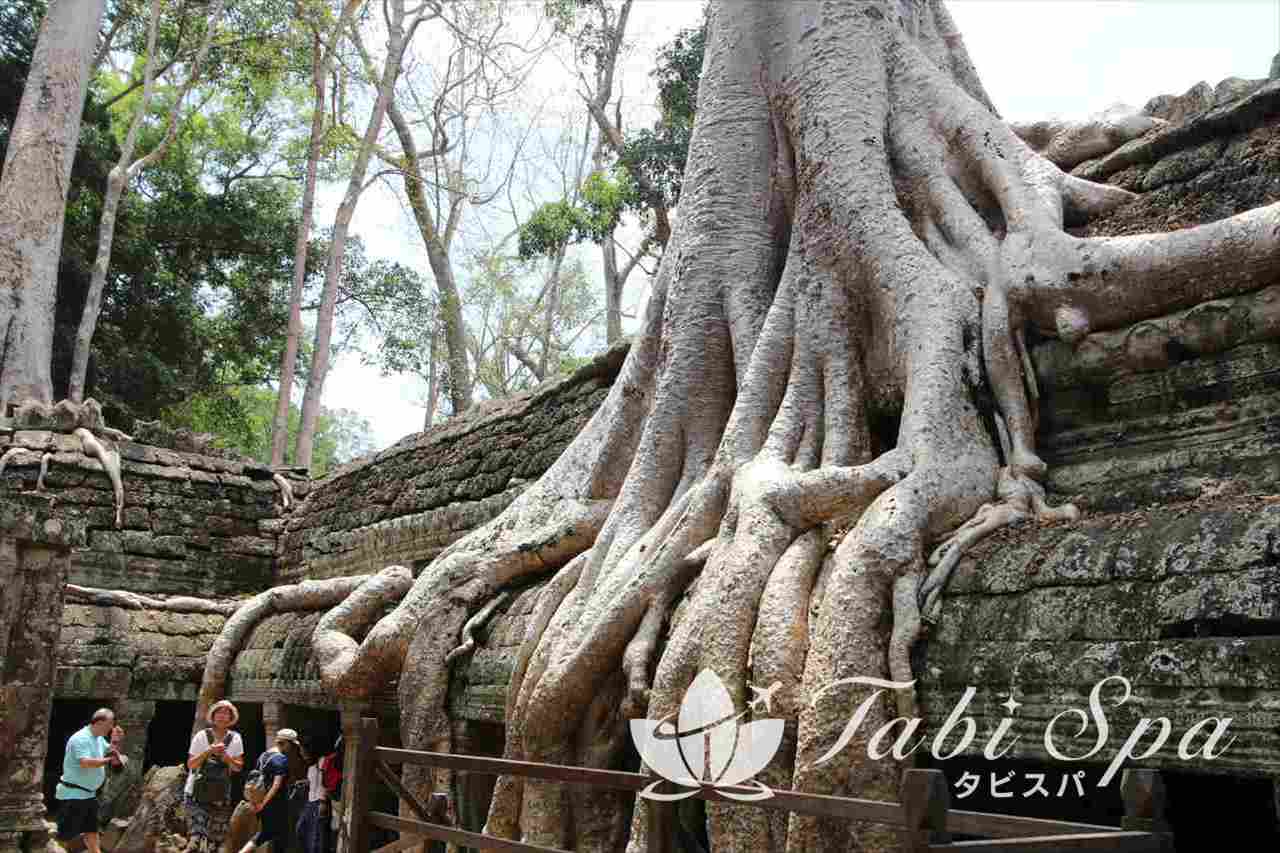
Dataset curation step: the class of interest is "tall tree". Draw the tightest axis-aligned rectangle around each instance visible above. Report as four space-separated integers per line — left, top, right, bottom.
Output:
294 0 428 470
68 0 229 402
269 0 364 468
366 0 546 416
299 2 1280 852
0 0 106 405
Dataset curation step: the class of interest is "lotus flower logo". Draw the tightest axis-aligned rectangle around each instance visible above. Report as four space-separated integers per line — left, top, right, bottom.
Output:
630 669 785 801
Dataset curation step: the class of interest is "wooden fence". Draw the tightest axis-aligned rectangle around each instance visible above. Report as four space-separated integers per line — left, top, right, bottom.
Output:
340 717 1175 853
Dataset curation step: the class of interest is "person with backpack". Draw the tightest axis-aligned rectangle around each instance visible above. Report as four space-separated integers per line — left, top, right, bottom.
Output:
55 708 127 853
184 700 244 853
240 728 302 853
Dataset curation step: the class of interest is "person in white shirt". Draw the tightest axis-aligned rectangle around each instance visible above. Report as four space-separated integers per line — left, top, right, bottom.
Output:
296 738 330 853
184 700 244 853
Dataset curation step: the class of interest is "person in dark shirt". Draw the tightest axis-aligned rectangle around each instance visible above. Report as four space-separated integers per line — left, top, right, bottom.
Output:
239 729 301 853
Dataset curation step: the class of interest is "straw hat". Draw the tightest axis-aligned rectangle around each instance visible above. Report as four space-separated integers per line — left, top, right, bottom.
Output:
208 700 239 727
275 728 301 746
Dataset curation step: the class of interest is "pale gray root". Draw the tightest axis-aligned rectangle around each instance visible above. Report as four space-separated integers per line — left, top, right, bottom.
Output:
75 427 124 527
393 500 612 840
64 583 241 615
273 473 294 509
310 566 414 690
484 552 589 840
919 467 1079 621
36 452 51 490
313 500 610 699
195 573 383 733
99 425 133 442
1011 105 1166 170
445 589 513 665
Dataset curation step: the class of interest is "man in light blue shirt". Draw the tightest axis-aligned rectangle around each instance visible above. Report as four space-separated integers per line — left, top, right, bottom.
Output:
55 708 127 853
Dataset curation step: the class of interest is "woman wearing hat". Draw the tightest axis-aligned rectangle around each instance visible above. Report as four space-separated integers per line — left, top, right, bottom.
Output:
240 728 302 853
185 700 244 853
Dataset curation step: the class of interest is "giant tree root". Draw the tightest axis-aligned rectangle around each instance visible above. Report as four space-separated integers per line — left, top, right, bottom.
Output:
1011 106 1166 170
64 584 242 615
308 3 1280 851
194 570 410 732
919 468 1079 621
75 427 125 527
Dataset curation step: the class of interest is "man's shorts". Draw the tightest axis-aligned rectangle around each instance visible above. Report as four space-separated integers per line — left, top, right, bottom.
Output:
56 797 99 840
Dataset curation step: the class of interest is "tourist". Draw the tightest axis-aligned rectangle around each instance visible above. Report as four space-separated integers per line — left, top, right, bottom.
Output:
295 738 330 853
184 700 245 853
240 728 303 853
318 737 343 853
55 708 127 853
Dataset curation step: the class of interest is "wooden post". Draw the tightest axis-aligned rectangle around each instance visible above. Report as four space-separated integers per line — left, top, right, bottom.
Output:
341 716 379 853
901 769 950 853
644 780 677 853
1121 769 1173 851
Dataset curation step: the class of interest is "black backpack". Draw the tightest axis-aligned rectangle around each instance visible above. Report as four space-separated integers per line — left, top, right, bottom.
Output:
192 729 234 805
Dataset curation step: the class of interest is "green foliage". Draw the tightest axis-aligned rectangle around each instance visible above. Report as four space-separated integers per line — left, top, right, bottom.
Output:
164 384 375 476
0 0 400 433
619 7 708 210
517 167 638 259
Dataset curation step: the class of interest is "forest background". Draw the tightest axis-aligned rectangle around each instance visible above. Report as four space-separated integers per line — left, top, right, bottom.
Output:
2 0 1273 474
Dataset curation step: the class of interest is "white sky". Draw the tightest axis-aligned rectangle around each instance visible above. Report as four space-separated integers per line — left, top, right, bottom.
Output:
320 0 1280 451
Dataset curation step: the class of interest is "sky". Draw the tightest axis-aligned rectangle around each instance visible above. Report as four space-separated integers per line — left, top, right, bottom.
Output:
319 0 1280 452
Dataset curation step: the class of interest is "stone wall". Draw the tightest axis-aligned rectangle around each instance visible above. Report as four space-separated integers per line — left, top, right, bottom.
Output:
0 430 302 598
917 497 1280 778
55 604 226 703
276 342 626 583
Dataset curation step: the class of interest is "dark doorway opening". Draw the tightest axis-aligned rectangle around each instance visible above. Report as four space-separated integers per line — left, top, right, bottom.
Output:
1163 769 1278 849
44 700 101 811
143 701 196 771
284 706 341 760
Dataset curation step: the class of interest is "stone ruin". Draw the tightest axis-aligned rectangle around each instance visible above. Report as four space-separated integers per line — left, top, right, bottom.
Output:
2 69 1280 852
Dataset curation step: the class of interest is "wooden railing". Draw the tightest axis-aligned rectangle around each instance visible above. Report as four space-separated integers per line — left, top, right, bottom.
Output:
340 717 1175 853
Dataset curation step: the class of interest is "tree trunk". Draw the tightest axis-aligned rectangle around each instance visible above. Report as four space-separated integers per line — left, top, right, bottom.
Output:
299 2 1280 851
384 98 474 415
423 324 438 429
602 234 622 344
69 0 226 403
0 0 106 406
423 237 471 414
273 30 328 467
295 3 413 470
537 249 566 378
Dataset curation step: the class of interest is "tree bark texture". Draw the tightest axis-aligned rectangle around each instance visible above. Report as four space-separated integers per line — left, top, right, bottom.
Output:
291 2 1280 850
0 0 106 406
